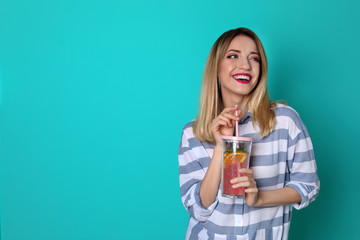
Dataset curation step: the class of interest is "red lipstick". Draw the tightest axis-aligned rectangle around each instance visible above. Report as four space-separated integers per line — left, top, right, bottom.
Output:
232 73 252 84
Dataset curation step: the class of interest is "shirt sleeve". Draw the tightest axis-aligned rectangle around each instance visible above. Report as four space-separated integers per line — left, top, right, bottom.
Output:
178 128 218 222
285 112 320 210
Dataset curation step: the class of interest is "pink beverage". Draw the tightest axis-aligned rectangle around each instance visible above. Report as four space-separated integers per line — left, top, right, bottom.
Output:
221 137 253 198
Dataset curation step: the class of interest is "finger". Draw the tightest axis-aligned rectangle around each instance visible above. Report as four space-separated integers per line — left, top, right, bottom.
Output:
238 168 253 175
231 181 251 188
217 113 239 128
220 106 242 117
211 117 224 126
249 178 257 188
245 188 258 193
217 115 233 128
215 119 232 129
230 176 249 184
248 177 256 183
221 112 240 121
211 119 232 133
221 106 238 114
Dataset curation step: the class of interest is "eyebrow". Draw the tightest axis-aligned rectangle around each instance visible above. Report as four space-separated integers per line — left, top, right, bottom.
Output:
227 49 260 55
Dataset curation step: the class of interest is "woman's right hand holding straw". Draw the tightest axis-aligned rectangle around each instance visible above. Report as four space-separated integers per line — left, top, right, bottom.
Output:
211 106 240 146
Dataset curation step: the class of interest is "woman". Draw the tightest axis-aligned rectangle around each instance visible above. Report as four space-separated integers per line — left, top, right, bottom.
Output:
178 27 319 239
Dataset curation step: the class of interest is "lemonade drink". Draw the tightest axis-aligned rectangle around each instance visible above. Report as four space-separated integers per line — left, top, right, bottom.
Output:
221 137 253 198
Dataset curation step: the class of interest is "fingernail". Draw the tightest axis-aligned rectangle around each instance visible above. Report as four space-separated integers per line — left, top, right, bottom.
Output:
230 179 236 184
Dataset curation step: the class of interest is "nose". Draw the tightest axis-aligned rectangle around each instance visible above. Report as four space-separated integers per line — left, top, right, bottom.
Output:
237 58 251 70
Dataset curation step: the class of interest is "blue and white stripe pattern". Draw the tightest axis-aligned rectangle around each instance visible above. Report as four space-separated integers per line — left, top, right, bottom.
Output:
178 104 320 239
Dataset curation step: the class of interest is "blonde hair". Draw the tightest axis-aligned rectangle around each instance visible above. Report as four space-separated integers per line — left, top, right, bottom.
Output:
193 27 277 143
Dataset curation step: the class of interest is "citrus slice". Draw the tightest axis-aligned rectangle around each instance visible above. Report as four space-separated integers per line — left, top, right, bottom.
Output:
224 152 247 168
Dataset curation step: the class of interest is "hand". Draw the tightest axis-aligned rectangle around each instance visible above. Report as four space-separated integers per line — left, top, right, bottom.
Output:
230 168 259 207
211 106 240 145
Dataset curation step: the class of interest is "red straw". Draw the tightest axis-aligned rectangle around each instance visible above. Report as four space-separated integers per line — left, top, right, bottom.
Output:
235 105 239 137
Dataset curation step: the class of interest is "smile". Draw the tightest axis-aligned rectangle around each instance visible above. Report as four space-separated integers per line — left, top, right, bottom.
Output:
232 73 252 84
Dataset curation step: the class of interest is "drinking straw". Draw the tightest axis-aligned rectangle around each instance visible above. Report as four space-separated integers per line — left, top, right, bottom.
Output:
235 105 239 138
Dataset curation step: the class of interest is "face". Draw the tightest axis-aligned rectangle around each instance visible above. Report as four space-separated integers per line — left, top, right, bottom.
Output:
218 35 261 101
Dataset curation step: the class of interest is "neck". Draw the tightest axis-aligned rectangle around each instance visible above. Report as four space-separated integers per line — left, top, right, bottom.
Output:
222 96 249 119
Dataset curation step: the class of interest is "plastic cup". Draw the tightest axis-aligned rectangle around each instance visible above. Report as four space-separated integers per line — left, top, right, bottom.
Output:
221 136 253 198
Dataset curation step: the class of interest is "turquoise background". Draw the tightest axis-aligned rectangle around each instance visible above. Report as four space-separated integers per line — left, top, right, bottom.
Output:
1 0 359 239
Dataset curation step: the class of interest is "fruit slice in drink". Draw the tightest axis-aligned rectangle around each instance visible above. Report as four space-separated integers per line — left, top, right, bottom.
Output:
223 152 248 196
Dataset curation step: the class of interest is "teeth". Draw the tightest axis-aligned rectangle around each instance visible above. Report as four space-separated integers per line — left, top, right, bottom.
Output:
234 75 250 80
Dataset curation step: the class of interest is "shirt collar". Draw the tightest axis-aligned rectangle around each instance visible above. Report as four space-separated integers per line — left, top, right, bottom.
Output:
238 110 252 124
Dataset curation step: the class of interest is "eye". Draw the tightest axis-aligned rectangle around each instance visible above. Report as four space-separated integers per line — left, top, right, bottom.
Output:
227 54 238 59
249 56 260 62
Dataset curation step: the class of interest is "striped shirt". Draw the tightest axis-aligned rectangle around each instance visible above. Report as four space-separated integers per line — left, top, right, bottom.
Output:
178 104 320 240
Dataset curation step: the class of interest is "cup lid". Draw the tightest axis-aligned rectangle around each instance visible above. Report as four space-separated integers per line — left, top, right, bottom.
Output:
221 136 254 142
